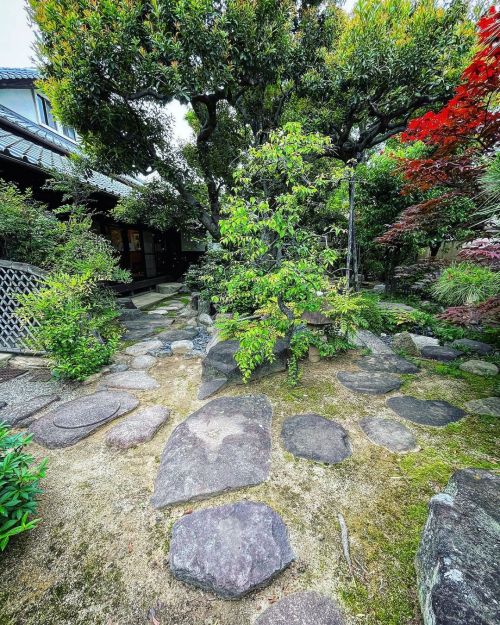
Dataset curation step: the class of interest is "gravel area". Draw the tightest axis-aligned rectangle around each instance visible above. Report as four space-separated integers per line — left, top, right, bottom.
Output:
0 370 86 410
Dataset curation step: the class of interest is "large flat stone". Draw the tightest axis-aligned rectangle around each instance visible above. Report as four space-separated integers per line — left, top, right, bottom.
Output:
337 371 401 394
459 360 498 377
169 501 294 599
352 330 394 355
416 469 500 625
359 417 417 453
378 301 416 313
450 338 495 356
464 397 500 417
155 328 199 342
101 370 160 390
105 405 169 449
29 391 139 448
124 340 163 357
356 354 419 374
281 414 351 464
0 394 60 427
420 345 462 362
256 591 345 625
387 396 466 427
393 332 439 356
130 355 157 370
151 395 272 508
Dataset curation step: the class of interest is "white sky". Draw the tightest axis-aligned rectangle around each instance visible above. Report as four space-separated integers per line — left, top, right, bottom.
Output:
0 0 356 141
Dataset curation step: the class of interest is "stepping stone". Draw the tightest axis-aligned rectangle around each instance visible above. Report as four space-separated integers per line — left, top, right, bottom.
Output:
256 591 345 625
393 332 439 356
0 394 60 427
105 405 169 449
197 378 227 400
357 354 419 374
337 371 401 394
420 345 462 362
124 340 163 357
151 395 272 508
464 397 500 417
416 469 500 625
109 363 129 373
171 340 193 354
155 328 199 342
352 330 394 355
130 355 157 370
387 396 466 427
281 414 351 464
29 391 139 448
450 338 494 356
459 360 498 377
169 501 294 598
359 417 417 453
378 301 416 313
101 370 160 390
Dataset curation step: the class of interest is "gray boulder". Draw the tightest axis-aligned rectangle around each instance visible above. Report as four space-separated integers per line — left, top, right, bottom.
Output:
387 396 465 427
357 354 419 374
352 330 394 355
281 414 352 464
393 332 439 356
416 469 500 625
420 345 462 362
199 339 288 399
459 360 498 377
378 301 416 313
169 501 294 599
124 340 163 357
152 395 272 508
0 394 60 427
464 397 500 417
130 355 157 370
155 328 199 342
100 370 160 390
337 371 401 394
256 591 345 625
105 405 169 449
359 417 417 453
29 391 139 448
450 338 494 356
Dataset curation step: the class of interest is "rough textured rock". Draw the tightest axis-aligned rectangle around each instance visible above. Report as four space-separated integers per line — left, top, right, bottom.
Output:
105 405 169 449
352 330 394 355
170 340 193 354
281 414 351 464
152 395 272 508
130 355 157 370
0 394 60 427
359 417 417 453
9 355 50 369
372 284 386 294
378 301 416 313
420 345 462 362
199 339 288 399
450 338 494 356
101 370 160 390
459 359 498 377
393 332 439 356
464 397 500 417
416 469 500 625
108 363 129 373
155 328 199 342
256 592 346 625
356 354 419 374
169 501 294 599
387 396 465 426
29 391 139 448
337 371 401 394
124 340 163 357
198 313 213 326
302 311 333 325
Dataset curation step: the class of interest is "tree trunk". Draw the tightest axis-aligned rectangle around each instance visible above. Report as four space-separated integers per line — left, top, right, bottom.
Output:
346 165 359 291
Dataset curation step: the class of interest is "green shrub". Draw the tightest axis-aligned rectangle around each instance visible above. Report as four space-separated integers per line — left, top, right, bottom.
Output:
0 424 47 551
17 273 121 380
431 262 500 306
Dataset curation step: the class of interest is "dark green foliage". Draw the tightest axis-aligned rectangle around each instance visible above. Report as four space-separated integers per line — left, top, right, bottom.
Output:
0 424 47 551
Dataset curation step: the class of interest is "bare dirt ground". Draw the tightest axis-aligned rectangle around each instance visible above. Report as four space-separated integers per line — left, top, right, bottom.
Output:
1 351 498 625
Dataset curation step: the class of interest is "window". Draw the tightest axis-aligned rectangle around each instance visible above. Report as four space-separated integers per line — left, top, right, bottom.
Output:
62 125 76 141
36 93 56 129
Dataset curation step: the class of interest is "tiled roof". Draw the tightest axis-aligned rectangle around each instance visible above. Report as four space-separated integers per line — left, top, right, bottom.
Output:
0 128 132 197
0 67 39 81
0 103 77 154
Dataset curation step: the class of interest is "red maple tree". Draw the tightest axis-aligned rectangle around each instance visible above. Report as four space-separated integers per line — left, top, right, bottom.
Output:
377 7 500 244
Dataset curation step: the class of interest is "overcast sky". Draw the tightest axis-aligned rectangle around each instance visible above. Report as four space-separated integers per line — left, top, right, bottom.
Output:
0 0 356 141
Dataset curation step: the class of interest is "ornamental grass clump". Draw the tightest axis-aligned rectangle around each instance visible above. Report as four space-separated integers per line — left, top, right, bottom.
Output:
431 262 500 306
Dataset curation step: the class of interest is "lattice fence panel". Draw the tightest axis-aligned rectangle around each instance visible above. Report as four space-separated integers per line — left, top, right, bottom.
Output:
0 260 46 354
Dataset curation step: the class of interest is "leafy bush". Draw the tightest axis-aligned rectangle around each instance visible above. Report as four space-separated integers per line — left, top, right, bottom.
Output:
431 262 500 306
439 296 500 330
17 273 121 380
0 424 47 551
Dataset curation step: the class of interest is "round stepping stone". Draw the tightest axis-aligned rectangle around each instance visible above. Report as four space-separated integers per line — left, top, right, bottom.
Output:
152 395 272 508
357 354 419 374
124 340 163 357
130 355 157 370
450 338 494 356
337 371 401 394
29 391 139 448
464 397 500 417
256 591 345 625
281 414 351 464
420 345 462 362
387 396 465 427
359 417 417 453
101 370 160 390
459 360 498 377
169 501 294 599
105 405 170 449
